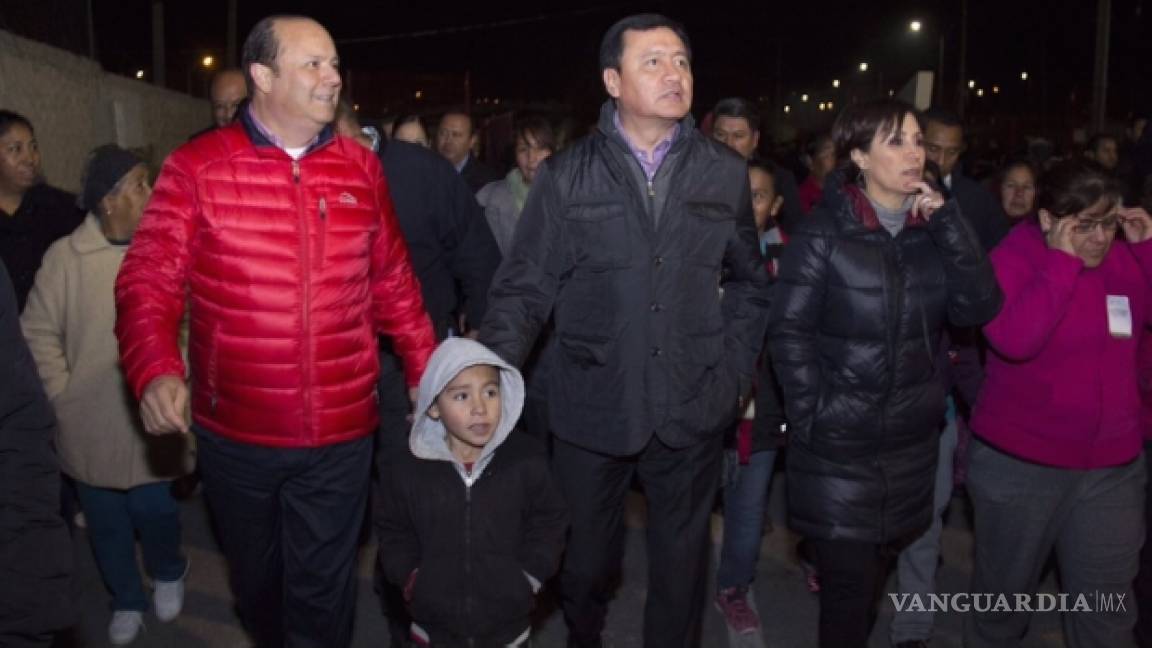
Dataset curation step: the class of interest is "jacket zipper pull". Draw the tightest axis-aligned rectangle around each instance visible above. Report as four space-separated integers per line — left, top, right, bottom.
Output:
292 159 300 184
647 179 655 198
319 197 327 220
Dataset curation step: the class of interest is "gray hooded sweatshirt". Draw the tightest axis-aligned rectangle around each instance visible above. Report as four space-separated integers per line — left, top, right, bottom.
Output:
410 336 525 487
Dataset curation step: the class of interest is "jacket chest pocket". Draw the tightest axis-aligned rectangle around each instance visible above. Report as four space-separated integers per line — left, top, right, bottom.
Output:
561 201 631 270
317 189 377 266
683 201 734 268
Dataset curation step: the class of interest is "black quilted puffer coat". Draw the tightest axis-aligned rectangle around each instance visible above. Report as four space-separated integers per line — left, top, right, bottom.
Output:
768 174 1002 543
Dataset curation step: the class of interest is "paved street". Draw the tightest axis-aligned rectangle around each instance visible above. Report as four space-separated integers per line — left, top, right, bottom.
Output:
67 462 1068 647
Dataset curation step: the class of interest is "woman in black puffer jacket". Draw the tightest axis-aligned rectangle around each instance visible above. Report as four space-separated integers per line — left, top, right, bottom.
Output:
767 99 1002 647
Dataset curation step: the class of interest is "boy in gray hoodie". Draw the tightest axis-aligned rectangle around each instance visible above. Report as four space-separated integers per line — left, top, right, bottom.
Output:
376 337 567 647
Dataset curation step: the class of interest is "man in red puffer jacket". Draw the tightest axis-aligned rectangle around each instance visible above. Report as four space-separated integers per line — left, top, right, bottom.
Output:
114 15 435 648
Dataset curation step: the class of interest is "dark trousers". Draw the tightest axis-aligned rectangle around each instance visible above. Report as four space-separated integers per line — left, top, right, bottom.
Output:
74 481 185 611
373 350 417 645
809 538 894 647
1135 441 1152 648
196 428 372 648
552 433 723 648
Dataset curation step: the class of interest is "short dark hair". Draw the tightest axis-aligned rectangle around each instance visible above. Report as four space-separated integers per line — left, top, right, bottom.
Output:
832 99 921 185
0 110 34 139
804 133 834 160
599 13 691 72
1037 160 1125 218
999 157 1039 185
748 158 778 185
514 114 556 152
391 114 424 138
440 108 474 136
241 15 307 95
922 107 963 131
712 98 760 132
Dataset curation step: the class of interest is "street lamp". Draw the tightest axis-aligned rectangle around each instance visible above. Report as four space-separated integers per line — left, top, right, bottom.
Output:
909 20 922 32
832 79 840 88
976 88 985 97
1020 71 1029 81
135 69 144 80
968 80 976 89
801 94 809 102
859 62 869 72
784 105 791 114
201 55 215 69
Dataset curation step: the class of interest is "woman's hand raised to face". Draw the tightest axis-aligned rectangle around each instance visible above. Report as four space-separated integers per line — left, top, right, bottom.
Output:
1044 215 1079 258
909 181 946 221
1120 207 1152 244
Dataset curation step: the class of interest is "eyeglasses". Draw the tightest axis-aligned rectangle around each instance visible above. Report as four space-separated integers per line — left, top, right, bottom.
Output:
1071 216 1121 234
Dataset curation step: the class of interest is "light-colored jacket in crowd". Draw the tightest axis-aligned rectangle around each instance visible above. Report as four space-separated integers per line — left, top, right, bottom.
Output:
21 214 192 489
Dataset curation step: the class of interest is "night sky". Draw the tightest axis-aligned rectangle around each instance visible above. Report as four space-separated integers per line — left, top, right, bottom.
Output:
4 0 1151 128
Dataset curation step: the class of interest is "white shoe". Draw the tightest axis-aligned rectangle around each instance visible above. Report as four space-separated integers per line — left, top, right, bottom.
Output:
153 563 187 622
108 610 144 645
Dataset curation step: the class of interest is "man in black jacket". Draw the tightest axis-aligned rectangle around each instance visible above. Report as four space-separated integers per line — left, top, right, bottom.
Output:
479 14 769 648
436 110 501 194
0 260 74 647
922 108 1009 251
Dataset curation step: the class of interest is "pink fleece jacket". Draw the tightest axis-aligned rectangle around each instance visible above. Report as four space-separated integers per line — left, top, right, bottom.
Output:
972 221 1152 468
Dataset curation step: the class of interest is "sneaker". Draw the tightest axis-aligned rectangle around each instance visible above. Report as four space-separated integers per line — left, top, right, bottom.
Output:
153 563 187 622
108 610 144 645
714 586 761 635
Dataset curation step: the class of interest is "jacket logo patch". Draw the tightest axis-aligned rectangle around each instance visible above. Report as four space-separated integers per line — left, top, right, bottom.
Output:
338 192 358 205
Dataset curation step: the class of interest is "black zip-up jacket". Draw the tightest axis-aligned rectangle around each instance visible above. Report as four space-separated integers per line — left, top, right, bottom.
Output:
0 260 74 642
480 101 771 455
376 433 566 646
768 173 1002 543
378 139 500 338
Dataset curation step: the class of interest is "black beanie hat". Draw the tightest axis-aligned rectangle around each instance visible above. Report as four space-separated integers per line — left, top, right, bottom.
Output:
79 144 143 213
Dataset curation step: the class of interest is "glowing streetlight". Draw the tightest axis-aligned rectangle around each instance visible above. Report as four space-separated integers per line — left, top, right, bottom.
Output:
135 69 144 80
976 88 985 97
201 55 215 69
859 62 869 72
827 101 834 110
818 102 826 111
832 79 840 88
909 20 922 32
783 105 791 114
888 89 895 97
414 90 423 99
992 85 1000 94
968 80 976 89
1020 71 1029 81
801 94 809 102
353 103 360 111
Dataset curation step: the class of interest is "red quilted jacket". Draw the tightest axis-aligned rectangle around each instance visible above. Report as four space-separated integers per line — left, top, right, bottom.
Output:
115 118 435 448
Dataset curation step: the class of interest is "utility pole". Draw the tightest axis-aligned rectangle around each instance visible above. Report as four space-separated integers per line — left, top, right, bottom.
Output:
956 0 968 118
151 1 165 87
1091 0 1112 132
226 0 238 68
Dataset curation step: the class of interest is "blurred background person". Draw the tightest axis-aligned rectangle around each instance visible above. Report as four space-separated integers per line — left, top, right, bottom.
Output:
1084 132 1121 174
437 109 499 193
998 159 1040 223
209 69 247 129
392 114 429 148
798 134 835 214
476 114 555 256
21 145 191 646
0 110 83 312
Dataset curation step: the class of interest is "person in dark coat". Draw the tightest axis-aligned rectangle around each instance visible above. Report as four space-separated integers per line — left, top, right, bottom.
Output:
480 14 770 647
0 110 84 312
436 110 501 194
767 99 1002 647
0 259 74 647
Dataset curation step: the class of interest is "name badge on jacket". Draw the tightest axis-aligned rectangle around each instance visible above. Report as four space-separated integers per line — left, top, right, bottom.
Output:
1107 295 1132 338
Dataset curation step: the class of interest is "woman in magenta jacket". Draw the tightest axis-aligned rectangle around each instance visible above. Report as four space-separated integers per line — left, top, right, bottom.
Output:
966 161 1152 647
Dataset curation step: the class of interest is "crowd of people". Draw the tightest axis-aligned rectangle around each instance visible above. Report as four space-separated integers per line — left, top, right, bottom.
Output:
3 9 1152 648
